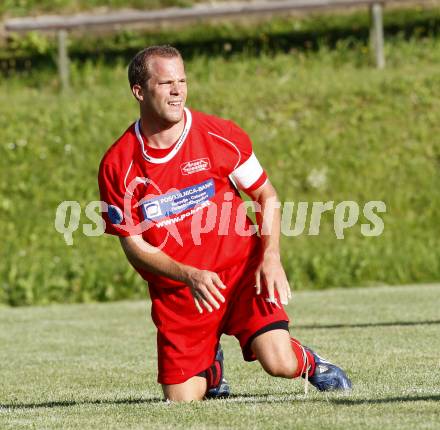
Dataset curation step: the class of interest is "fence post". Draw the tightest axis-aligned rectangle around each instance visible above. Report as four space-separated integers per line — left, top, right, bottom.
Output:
57 30 70 90
370 3 385 69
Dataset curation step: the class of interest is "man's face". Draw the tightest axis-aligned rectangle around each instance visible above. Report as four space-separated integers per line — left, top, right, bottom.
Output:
140 56 187 125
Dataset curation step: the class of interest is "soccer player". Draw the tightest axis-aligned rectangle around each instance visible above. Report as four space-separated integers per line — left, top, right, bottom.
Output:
98 45 351 401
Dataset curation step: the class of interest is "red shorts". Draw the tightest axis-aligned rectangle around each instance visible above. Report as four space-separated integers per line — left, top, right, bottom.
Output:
149 253 290 385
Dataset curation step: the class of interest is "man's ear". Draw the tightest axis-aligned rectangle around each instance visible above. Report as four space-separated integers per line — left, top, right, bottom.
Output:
132 84 144 102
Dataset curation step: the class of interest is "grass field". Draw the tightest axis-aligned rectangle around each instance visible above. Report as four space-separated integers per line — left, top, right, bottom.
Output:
1 284 439 429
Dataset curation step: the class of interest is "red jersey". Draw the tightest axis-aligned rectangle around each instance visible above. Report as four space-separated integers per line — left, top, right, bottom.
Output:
98 108 267 289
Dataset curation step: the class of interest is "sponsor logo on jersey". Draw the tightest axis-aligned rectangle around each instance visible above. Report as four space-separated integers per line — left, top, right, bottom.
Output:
141 178 215 221
143 201 162 219
180 158 211 175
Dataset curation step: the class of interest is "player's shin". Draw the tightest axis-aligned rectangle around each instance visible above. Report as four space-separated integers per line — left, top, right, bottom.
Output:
290 337 316 378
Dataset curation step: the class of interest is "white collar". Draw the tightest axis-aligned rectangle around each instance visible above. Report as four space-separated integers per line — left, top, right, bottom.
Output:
135 107 192 164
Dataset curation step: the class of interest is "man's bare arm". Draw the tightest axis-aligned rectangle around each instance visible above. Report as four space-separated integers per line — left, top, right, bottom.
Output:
246 180 291 305
119 235 226 313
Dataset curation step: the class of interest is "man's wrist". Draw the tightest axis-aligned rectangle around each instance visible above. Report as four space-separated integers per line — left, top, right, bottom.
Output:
263 248 281 260
178 264 197 285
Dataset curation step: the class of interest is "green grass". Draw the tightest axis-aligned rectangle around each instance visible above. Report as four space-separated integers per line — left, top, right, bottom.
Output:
1 284 439 429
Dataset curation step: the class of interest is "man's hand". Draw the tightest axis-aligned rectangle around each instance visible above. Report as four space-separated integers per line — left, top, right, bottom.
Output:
185 268 227 313
119 236 226 314
255 251 292 306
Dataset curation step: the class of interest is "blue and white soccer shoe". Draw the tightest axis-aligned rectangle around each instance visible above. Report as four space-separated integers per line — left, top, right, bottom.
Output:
206 345 230 399
304 347 352 391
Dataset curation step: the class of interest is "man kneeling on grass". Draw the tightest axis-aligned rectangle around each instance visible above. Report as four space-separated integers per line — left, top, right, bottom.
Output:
98 45 352 401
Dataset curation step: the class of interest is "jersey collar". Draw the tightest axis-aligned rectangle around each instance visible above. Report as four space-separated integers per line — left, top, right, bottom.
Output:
135 107 192 164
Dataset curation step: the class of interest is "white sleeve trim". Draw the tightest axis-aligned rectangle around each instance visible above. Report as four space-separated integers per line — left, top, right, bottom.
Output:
229 152 263 190
123 160 134 190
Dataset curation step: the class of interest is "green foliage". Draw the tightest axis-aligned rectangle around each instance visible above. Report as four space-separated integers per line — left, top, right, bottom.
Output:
1 286 440 429
2 7 440 75
3 7 440 59
1 9 440 305
0 0 194 18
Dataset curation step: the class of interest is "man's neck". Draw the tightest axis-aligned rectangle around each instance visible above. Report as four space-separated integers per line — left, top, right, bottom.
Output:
140 113 185 150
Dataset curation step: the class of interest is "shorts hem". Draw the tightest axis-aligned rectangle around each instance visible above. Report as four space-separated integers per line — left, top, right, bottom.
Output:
157 352 217 385
158 368 208 385
242 319 290 362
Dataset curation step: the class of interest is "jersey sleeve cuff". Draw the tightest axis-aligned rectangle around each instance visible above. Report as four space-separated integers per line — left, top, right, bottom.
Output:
104 226 132 237
242 171 268 193
229 152 266 190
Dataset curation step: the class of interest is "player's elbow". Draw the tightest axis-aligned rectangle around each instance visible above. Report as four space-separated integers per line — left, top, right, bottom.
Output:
119 235 144 266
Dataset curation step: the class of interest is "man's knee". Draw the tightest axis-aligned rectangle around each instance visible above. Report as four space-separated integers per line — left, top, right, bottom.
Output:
164 391 205 402
264 358 298 378
251 329 299 379
162 376 207 402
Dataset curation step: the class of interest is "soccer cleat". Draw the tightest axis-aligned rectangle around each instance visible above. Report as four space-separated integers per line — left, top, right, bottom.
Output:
205 344 230 399
304 347 352 391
